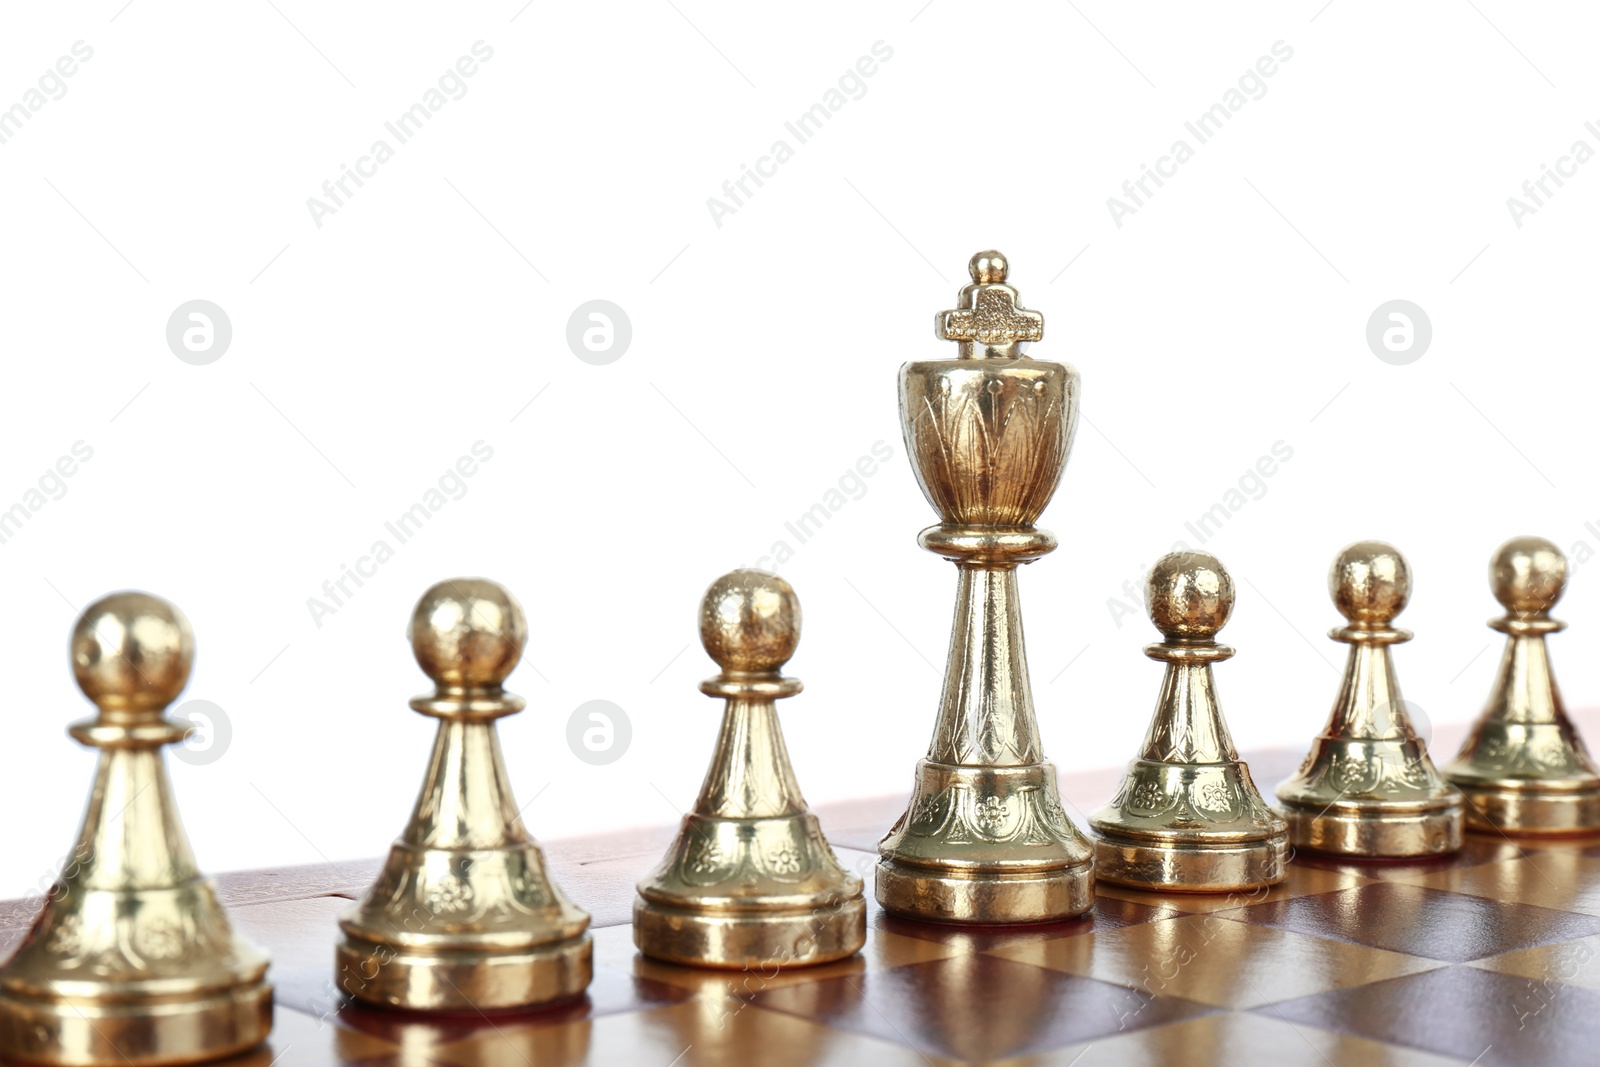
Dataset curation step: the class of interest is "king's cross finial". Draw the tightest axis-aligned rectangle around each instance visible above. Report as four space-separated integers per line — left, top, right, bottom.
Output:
935 250 1044 358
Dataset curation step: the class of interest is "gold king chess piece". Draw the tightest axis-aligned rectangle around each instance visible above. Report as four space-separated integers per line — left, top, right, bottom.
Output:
1443 537 1600 834
1276 541 1464 856
635 570 866 969
1091 552 1287 891
877 251 1095 924
0 593 271 1067
337 578 592 1010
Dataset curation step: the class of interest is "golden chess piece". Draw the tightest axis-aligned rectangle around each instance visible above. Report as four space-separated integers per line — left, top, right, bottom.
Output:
337 578 592 1011
1276 541 1464 856
0 592 272 1067
877 251 1094 924
1091 551 1287 891
1443 537 1600 835
635 569 866 969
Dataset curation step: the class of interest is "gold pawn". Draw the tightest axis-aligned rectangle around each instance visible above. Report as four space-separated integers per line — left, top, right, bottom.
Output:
336 578 592 1010
1091 551 1287 891
1443 537 1600 834
0 593 272 1066
1276 541 1464 856
634 569 865 969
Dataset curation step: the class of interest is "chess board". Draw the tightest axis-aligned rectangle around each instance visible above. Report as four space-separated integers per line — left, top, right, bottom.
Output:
8 728 1600 1067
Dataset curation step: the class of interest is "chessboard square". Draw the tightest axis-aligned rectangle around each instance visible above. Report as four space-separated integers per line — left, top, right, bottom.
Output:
231 1002 403 1067
271 963 690 1049
1259 964 1600 1067
1469 932 1600 992
1096 859 1370 915
213 859 383 908
229 895 352 973
592 922 960 1000
870 892 1171 955
992 1010 1474 1066
428 998 957 1067
1227 881 1600 961
1388 851 1600 917
746 952 1217 1061
1288 834 1522 881
988 912 1446 1009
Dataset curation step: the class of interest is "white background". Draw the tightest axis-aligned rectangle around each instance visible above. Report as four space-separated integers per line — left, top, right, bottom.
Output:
0 1 1595 899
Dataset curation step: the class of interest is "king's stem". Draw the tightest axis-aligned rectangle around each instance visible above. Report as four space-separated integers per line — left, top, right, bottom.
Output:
927 561 1042 767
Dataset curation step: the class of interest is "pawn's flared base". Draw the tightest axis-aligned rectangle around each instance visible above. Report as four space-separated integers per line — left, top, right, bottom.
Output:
335 932 591 1013
1278 800 1463 857
874 858 1093 924
1456 782 1600 837
0 980 271 1067
1093 831 1287 893
632 898 866 970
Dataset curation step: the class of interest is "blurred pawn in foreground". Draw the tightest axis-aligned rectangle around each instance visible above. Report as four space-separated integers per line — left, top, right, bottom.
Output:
0 592 271 1066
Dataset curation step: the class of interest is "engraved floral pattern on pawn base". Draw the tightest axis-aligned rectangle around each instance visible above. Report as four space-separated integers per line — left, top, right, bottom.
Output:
765 843 804 877
45 914 83 959
424 875 475 916
1196 779 1236 815
686 839 727 878
134 918 184 961
972 796 1011 835
1129 780 1172 814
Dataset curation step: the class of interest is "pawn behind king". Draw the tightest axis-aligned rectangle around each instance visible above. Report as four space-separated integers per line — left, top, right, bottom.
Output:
1092 552 1287 891
634 569 865 969
1443 537 1600 834
1276 541 1463 856
0 593 272 1067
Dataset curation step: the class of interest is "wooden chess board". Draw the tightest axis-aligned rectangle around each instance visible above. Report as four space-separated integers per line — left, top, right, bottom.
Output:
7 731 1600 1067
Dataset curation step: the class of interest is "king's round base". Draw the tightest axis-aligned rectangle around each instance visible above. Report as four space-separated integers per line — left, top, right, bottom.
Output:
1280 799 1463 857
335 932 591 1012
0 980 271 1067
874 857 1093 924
1456 782 1600 836
1093 832 1287 893
632 898 866 970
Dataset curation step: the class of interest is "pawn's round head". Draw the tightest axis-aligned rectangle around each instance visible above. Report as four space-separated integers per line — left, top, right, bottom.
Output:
700 569 800 673
409 578 527 689
1490 535 1566 615
969 250 1009 284
1330 541 1410 624
1147 551 1234 639
72 592 194 715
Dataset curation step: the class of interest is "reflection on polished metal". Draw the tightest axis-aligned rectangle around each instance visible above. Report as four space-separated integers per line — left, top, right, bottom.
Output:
877 251 1094 924
0 592 272 1066
1091 552 1287 892
1276 542 1464 856
337 578 592 1010
1443 537 1600 835
635 570 866 969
